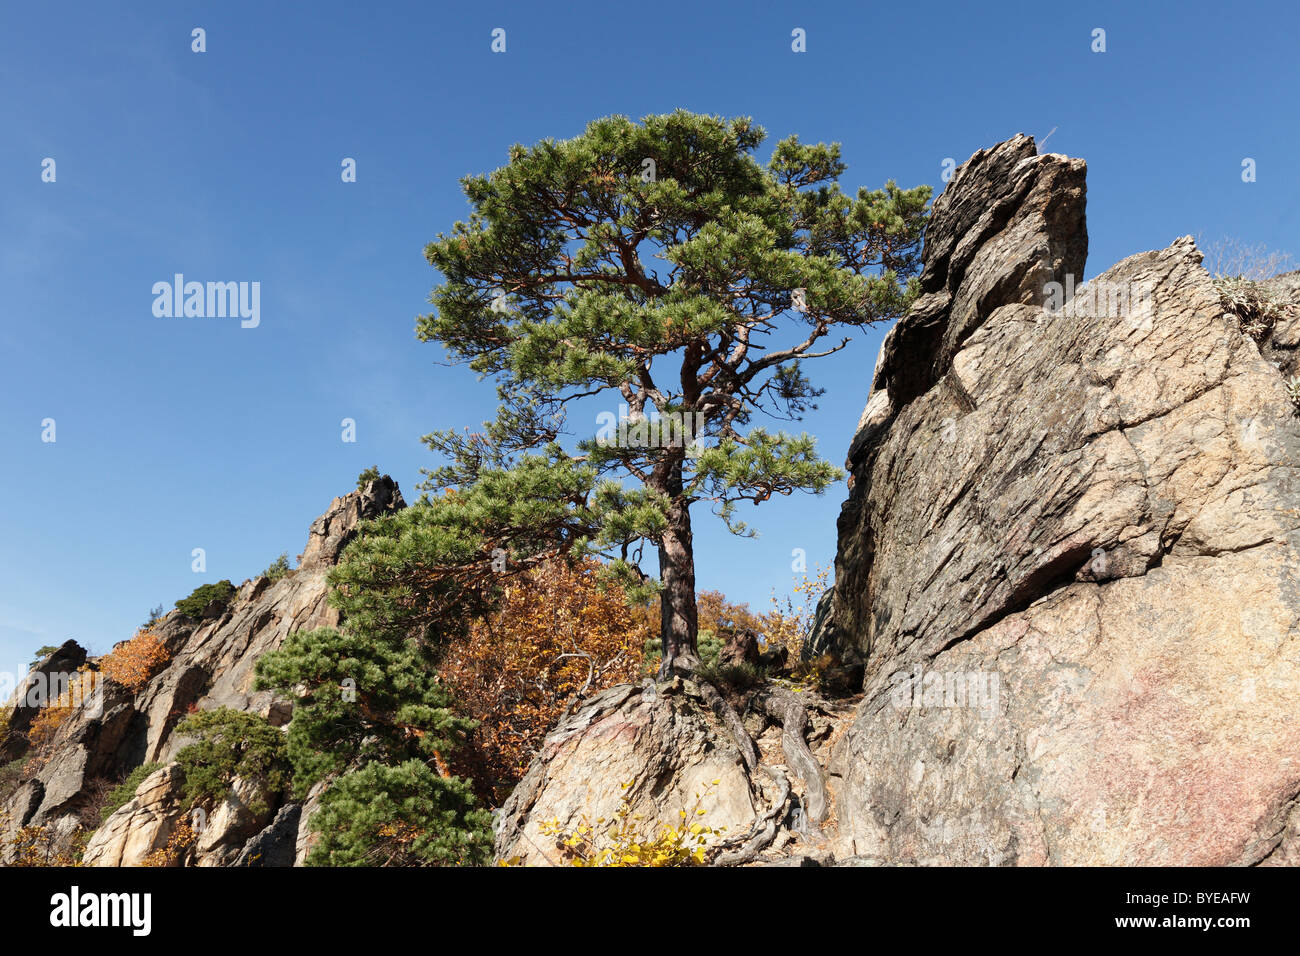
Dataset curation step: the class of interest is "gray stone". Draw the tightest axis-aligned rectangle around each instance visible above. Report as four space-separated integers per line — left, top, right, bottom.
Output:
825 136 1300 865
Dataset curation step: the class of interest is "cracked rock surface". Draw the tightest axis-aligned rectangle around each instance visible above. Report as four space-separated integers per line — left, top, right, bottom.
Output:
823 136 1300 865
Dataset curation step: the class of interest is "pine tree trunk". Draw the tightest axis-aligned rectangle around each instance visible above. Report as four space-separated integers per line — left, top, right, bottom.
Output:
656 491 699 680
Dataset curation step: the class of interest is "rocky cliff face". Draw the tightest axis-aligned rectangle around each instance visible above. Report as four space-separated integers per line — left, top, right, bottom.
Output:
1 478 404 865
494 134 1300 866
820 137 1300 865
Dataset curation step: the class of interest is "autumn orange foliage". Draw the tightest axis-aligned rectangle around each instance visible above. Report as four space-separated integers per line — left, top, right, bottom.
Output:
141 820 195 867
26 667 98 753
26 701 73 751
5 823 82 866
99 629 171 691
441 559 643 803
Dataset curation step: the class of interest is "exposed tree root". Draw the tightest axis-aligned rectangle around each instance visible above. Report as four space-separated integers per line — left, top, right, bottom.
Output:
710 766 792 866
696 679 758 773
691 668 832 864
756 686 829 826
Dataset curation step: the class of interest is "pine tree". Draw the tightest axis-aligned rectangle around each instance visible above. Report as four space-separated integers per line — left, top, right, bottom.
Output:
255 627 494 864
416 111 930 674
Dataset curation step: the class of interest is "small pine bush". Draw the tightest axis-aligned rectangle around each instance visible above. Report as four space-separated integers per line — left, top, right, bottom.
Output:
305 760 493 867
262 552 292 581
356 466 381 490
174 708 290 815
27 645 61 671
174 580 236 618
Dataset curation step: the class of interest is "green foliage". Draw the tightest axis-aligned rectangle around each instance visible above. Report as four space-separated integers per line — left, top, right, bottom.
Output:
27 645 60 670
1287 376 1300 417
304 760 493 867
262 552 292 582
326 451 632 646
413 111 929 637
645 630 723 674
356 466 381 490
101 762 162 821
174 580 236 618
255 628 476 796
697 629 725 667
173 709 290 815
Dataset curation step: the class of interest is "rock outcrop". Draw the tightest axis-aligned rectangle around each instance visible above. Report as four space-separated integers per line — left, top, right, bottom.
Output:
1 477 405 864
821 136 1300 864
1 641 87 762
495 678 854 866
496 683 764 865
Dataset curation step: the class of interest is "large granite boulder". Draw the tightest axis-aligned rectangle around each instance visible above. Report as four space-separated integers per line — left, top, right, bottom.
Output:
823 136 1300 865
495 682 768 865
80 765 188 867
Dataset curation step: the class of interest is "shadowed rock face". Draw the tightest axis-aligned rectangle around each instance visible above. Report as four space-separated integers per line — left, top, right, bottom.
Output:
823 137 1300 865
2 477 405 865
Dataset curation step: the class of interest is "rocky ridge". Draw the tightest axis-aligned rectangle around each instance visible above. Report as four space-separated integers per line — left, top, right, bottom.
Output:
0 478 404 865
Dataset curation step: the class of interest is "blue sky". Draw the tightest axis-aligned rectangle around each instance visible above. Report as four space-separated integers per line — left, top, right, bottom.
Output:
1 0 1296 680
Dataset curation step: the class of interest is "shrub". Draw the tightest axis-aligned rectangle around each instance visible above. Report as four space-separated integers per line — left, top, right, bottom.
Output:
695 660 765 690
174 580 236 619
520 781 722 867
262 552 292 581
26 701 73 750
1214 276 1293 343
305 760 493 867
22 668 103 765
255 626 475 797
100 762 163 821
438 559 643 802
1203 236 1294 281
6 824 82 866
174 709 290 815
141 604 165 629
140 820 195 868
1288 376 1300 417
765 565 831 663
356 466 381 490
99 629 171 691
0 757 28 804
